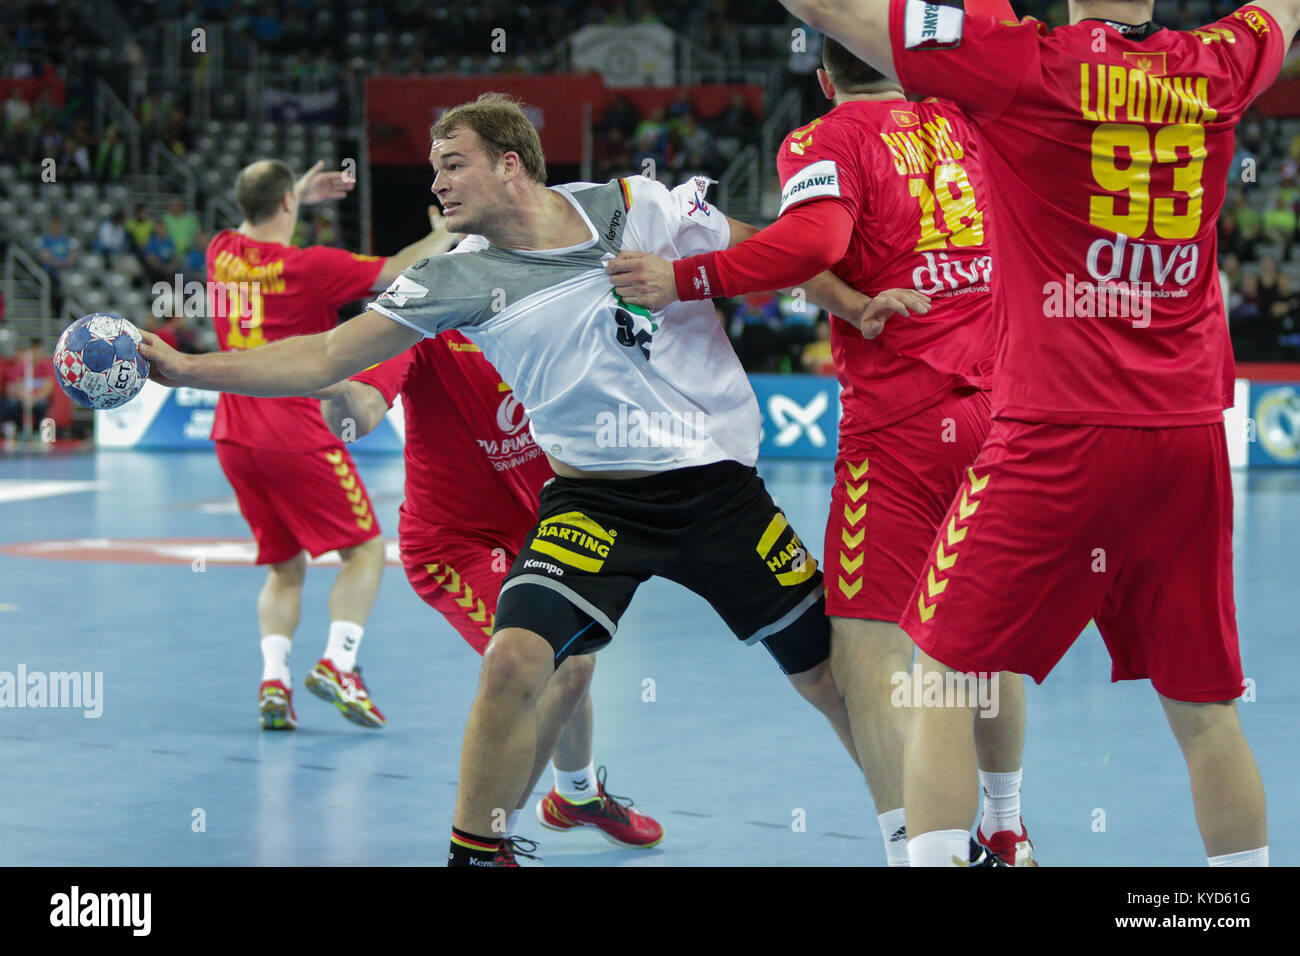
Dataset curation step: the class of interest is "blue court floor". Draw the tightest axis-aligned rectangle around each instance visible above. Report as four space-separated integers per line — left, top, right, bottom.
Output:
0 448 1295 866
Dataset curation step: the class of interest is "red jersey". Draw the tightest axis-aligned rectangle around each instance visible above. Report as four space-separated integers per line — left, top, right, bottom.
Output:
889 1 1288 426
777 98 996 434
208 230 385 450
351 331 553 549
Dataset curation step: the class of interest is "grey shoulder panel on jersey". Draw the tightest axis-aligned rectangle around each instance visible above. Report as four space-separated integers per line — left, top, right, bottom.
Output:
372 182 630 335
565 179 630 256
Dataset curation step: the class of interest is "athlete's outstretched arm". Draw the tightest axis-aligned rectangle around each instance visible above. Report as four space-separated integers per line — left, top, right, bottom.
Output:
139 310 422 397
779 0 896 79
1251 0 1300 42
318 380 389 441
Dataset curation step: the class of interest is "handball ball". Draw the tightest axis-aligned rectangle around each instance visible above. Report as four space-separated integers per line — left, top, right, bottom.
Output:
54 313 149 410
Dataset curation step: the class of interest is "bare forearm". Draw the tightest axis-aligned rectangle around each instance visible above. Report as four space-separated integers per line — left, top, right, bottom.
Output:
182 331 344 396
791 269 868 318
320 381 388 440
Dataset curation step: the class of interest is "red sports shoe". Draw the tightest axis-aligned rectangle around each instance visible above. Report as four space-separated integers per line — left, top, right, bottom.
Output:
258 679 297 730
535 766 664 848
305 658 387 728
977 819 1038 866
493 836 541 867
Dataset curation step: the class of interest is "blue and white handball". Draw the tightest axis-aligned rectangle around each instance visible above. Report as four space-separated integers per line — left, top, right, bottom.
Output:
54 313 149 410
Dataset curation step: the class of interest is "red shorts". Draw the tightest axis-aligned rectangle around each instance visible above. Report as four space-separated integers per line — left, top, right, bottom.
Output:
215 440 381 565
402 533 517 656
899 419 1243 703
825 389 992 622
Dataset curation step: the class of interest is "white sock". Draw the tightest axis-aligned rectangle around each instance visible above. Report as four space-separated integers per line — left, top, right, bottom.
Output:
554 761 599 803
506 809 520 838
260 634 292 685
1208 846 1268 867
325 620 364 673
878 808 909 867
979 768 1023 836
908 829 970 867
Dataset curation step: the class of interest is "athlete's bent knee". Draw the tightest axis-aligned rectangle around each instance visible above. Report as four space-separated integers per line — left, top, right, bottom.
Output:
479 628 554 704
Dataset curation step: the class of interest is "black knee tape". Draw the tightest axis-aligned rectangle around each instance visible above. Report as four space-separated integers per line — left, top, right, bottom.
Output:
760 598 831 676
494 582 612 665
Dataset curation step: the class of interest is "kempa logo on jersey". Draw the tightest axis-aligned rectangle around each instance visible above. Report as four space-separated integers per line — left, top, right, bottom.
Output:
912 252 992 297
594 404 709 453
606 208 623 241
531 511 616 573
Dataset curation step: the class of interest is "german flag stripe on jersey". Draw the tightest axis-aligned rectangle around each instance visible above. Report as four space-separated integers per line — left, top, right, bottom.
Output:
618 177 633 211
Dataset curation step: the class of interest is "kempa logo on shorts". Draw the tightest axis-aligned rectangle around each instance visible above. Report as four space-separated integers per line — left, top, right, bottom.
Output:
523 558 565 576
890 669 1000 719
50 886 150 936
0 665 103 718
531 511 616 573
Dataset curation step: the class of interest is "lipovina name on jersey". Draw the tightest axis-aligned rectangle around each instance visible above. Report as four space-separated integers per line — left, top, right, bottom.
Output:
369 176 760 472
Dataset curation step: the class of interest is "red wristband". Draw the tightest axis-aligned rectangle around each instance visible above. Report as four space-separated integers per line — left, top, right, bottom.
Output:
674 253 722 301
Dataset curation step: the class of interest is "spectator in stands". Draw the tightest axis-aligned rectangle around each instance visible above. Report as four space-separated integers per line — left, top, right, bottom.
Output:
96 207 143 280
139 90 171 140
3 89 31 128
1232 273 1263 324
1 338 55 440
163 198 200 255
600 95 641 139
801 319 835 375
1278 161 1299 210
312 210 338 247
1263 194 1298 254
1259 257 1281 317
93 126 127 183
38 215 76 276
143 220 179 285
126 204 153 253
1233 193 1263 259
183 230 208 285
1270 272 1299 329
96 207 127 257
713 92 758 143
160 105 190 155
59 134 90 180
730 291 785 372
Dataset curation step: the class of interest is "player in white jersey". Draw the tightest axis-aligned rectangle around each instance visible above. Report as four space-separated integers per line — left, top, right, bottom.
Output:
139 93 930 866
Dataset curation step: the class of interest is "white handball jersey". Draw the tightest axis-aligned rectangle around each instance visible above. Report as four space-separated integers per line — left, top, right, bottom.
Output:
368 175 761 472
